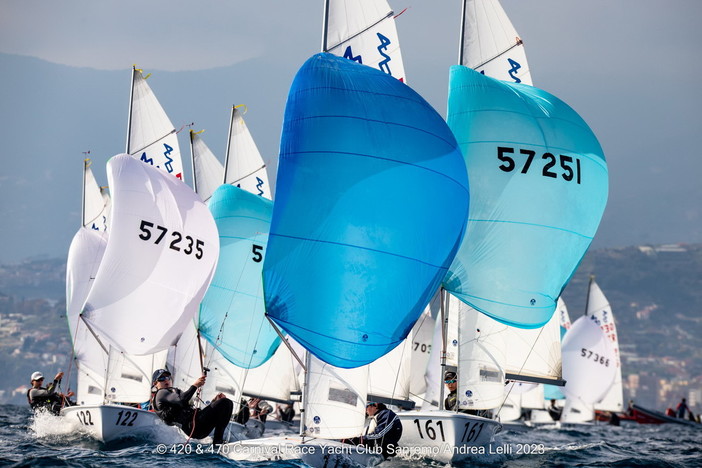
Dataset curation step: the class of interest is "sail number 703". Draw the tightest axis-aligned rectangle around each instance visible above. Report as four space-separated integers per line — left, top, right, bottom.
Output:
138 220 204 259
497 146 581 184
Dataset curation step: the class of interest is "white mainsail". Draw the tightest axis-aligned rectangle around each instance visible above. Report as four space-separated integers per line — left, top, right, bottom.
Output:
126 67 184 180
81 154 219 356
323 0 406 82
304 355 368 439
223 105 271 199
460 0 532 85
82 159 110 231
589 280 624 413
189 129 224 202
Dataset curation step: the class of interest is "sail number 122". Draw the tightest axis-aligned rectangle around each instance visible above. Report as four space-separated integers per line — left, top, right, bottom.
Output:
497 146 581 184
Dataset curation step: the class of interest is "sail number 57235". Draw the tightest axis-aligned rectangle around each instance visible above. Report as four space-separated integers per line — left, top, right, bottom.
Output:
497 146 581 184
138 220 204 259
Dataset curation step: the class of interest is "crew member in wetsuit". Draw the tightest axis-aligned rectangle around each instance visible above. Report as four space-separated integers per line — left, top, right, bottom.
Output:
344 402 403 459
548 399 563 421
151 369 233 445
27 371 74 415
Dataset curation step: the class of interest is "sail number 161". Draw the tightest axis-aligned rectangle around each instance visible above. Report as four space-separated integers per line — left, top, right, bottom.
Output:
497 146 581 184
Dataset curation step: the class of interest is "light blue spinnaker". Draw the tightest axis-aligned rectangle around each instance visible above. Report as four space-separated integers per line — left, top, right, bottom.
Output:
263 53 470 368
443 65 608 329
198 184 280 368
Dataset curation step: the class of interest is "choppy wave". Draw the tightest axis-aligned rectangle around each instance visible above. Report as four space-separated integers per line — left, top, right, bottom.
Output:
2 405 701 467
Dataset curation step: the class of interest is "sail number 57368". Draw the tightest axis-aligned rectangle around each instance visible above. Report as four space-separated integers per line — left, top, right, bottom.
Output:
497 146 581 184
138 220 205 259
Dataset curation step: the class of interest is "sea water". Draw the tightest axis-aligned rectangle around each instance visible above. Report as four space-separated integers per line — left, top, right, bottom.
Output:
3 404 701 467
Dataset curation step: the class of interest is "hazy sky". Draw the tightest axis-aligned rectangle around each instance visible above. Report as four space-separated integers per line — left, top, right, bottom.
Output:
1 0 701 263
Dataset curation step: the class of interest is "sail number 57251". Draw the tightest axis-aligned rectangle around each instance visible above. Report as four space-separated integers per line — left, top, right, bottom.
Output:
138 220 204 259
497 146 581 184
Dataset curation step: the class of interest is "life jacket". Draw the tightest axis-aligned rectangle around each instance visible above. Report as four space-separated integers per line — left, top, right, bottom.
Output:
153 388 194 427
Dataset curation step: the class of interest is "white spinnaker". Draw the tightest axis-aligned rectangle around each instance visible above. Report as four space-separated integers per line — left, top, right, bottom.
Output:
190 130 224 203
304 355 368 439
561 316 616 405
324 0 406 82
457 301 506 410
82 154 219 355
503 303 562 381
66 227 108 405
461 0 532 85
223 105 271 199
589 281 623 413
127 67 184 180
83 161 110 231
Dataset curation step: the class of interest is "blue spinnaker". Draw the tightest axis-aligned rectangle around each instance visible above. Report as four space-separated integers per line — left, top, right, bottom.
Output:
443 65 608 329
263 53 470 368
199 184 280 368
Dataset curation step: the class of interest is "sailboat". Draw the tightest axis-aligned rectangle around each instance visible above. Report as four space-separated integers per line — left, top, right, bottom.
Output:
398 0 608 460
224 41 469 464
61 154 219 442
560 277 622 424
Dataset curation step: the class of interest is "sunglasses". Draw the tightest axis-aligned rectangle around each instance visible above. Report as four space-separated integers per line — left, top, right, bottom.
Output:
444 379 457 384
157 375 171 382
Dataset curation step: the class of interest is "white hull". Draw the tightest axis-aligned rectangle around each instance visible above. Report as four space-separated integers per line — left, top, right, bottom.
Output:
222 436 384 467
397 410 502 463
61 405 165 443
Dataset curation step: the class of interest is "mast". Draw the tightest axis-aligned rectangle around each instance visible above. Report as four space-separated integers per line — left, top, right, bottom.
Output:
125 66 136 154
321 0 330 52
458 0 467 65
81 159 88 228
438 287 447 410
189 130 198 194
223 105 236 185
584 275 595 317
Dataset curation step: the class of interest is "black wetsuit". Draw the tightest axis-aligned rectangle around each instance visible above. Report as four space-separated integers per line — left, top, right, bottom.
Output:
445 390 483 416
153 386 233 444
27 379 63 415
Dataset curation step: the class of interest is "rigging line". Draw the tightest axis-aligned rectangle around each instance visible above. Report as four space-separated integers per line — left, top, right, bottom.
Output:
128 129 177 156
471 39 524 71
499 324 547 413
324 11 394 53
228 165 267 186
267 316 306 373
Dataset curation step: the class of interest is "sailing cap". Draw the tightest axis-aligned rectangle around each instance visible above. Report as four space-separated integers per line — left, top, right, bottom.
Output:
31 371 44 381
152 369 171 383
444 371 457 381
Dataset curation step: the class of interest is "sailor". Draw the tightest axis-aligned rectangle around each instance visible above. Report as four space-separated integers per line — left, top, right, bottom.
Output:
26 371 74 415
548 399 563 421
247 397 273 423
344 402 403 459
676 398 691 419
151 369 233 445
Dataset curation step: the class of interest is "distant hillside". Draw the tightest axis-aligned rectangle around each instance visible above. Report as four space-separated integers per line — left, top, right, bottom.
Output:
1 244 700 404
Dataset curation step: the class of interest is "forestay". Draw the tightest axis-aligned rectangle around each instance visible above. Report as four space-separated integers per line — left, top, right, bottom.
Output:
460 0 532 84
198 184 280 368
443 66 608 328
323 0 405 82
263 53 469 368
82 154 219 355
127 67 184 180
